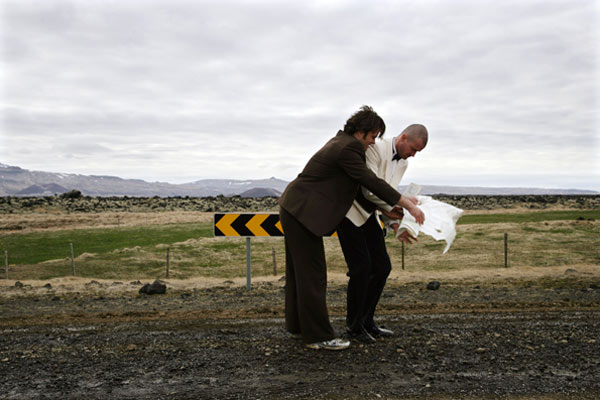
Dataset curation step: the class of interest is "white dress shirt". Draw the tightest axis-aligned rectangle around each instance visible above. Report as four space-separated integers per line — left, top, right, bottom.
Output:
345 137 408 227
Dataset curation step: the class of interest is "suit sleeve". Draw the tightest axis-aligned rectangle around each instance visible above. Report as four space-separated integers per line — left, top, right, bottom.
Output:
337 142 401 207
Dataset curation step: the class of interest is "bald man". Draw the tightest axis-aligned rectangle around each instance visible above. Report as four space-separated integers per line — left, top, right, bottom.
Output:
279 108 425 351
337 124 428 343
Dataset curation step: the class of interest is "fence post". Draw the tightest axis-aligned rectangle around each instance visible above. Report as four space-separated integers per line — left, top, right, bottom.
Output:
401 242 405 270
246 237 251 290
272 247 277 275
166 247 170 278
70 243 75 276
504 233 508 268
4 250 7 280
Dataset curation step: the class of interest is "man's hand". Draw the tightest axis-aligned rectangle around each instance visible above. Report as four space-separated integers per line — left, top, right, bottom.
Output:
405 196 420 206
390 223 417 244
406 203 425 225
381 207 403 220
397 230 418 244
397 195 425 224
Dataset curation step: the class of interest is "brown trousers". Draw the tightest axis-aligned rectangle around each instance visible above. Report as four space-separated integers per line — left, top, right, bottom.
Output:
279 206 336 344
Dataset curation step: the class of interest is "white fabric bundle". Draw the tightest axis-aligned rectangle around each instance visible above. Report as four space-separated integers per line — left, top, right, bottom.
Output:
397 195 464 254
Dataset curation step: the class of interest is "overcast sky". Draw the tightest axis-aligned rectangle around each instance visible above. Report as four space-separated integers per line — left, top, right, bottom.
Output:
1 0 598 190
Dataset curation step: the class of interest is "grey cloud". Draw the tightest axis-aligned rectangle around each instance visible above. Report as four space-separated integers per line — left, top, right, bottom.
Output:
1 0 598 189
52 141 114 156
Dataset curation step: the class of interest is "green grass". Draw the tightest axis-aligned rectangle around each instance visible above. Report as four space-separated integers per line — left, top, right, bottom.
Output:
400 220 599 271
0 223 211 264
459 209 599 224
1 210 599 280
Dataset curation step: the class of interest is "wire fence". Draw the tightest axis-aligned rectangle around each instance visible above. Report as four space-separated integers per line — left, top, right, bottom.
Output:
3 222 599 283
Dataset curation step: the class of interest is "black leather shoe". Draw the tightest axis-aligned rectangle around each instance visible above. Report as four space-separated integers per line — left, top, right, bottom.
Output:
346 327 376 344
366 325 394 337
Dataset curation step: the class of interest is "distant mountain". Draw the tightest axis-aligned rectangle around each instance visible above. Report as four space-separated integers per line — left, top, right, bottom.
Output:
17 183 69 195
0 163 288 197
399 184 599 196
0 163 597 197
179 178 288 196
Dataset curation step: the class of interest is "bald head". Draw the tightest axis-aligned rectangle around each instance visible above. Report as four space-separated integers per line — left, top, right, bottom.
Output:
394 124 428 159
401 124 428 147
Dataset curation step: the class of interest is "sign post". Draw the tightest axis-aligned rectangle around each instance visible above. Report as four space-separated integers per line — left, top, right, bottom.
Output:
246 237 251 290
214 213 284 290
214 213 338 289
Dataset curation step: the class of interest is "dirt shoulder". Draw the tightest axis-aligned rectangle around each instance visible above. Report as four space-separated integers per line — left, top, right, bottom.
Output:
1 270 599 399
1 263 598 298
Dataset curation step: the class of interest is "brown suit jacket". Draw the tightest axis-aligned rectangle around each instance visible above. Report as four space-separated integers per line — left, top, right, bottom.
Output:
279 131 401 236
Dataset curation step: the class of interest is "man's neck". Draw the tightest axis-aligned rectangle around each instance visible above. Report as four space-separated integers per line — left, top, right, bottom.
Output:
393 136 401 155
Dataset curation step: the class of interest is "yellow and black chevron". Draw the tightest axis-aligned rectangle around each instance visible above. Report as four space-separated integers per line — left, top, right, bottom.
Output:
214 213 284 237
213 213 341 237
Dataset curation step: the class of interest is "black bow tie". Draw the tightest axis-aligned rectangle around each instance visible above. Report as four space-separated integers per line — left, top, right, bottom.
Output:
392 153 402 161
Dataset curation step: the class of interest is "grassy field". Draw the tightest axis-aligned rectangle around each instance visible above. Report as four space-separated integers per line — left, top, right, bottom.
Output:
458 209 599 224
1 209 598 280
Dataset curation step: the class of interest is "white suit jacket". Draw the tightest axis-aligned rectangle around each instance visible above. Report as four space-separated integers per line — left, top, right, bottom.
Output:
345 137 408 227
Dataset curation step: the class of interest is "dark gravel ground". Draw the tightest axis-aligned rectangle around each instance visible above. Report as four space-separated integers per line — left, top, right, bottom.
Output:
1 277 600 399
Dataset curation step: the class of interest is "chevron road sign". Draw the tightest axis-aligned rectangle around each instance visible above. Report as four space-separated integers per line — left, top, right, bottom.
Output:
213 213 340 237
214 213 284 237
213 213 354 289
213 213 285 290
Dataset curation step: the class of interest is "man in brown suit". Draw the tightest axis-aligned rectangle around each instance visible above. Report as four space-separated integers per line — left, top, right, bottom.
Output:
278 106 424 350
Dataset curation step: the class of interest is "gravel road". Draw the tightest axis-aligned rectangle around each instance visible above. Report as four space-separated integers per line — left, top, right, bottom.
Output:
1 275 599 399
